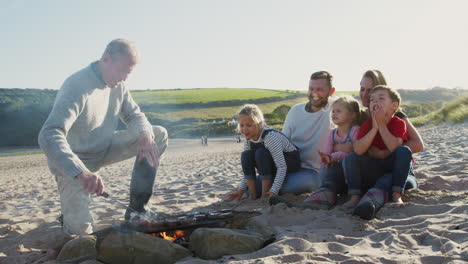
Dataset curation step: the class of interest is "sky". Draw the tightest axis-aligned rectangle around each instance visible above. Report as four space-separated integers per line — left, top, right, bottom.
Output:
1 0 467 91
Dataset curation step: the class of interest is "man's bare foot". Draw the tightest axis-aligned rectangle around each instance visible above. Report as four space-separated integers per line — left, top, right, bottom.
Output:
392 192 404 207
343 195 361 209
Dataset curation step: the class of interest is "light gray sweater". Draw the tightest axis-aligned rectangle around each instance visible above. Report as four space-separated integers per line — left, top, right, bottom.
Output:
282 101 335 171
38 61 153 179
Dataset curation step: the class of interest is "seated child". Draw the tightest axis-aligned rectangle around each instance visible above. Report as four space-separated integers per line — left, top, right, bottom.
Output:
226 104 301 200
344 85 412 218
269 95 361 209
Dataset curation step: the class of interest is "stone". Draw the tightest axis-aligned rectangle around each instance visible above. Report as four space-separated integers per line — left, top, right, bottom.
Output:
56 235 97 262
244 216 276 239
189 228 265 260
97 230 192 264
79 260 105 264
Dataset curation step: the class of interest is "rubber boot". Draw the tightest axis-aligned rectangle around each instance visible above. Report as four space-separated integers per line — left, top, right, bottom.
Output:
125 157 157 221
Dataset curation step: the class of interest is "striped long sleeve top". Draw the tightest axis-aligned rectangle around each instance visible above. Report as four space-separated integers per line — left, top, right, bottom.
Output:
238 129 297 194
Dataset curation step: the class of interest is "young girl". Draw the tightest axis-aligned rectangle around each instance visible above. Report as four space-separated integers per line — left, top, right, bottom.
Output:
226 104 301 200
318 95 361 168
291 95 361 209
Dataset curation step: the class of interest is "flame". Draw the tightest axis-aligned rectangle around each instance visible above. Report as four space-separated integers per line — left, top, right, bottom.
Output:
152 230 186 241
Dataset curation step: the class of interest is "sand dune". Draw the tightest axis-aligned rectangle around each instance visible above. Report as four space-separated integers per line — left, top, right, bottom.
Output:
0 123 466 263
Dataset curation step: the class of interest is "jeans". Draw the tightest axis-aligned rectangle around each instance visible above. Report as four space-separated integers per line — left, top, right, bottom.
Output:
320 160 347 194
242 147 276 181
279 168 322 195
241 146 301 195
375 166 418 193
343 146 413 195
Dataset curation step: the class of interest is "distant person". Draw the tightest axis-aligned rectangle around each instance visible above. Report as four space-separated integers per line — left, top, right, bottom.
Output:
226 104 301 200
278 71 336 194
204 136 208 146
201 136 205 146
38 39 168 235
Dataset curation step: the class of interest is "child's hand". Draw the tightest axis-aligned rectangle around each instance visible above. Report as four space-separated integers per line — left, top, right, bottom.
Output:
371 107 378 126
226 190 244 200
373 105 387 128
318 150 332 168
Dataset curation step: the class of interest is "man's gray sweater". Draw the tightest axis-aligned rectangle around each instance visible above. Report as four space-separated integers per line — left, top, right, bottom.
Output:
38 61 153 179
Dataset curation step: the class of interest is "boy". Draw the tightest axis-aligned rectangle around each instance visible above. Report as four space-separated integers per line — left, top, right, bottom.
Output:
343 85 411 210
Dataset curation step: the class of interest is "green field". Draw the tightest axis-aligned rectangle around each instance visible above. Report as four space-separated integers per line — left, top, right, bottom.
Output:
139 91 358 121
132 88 302 104
1 87 465 144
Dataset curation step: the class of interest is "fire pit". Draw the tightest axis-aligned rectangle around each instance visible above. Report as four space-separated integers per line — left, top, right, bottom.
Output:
93 209 262 246
59 209 273 263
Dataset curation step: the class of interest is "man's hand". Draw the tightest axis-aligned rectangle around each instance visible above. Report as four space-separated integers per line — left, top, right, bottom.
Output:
138 131 159 167
77 172 104 196
226 190 244 200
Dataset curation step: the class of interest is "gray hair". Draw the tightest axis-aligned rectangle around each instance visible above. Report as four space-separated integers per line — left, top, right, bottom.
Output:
102 39 139 62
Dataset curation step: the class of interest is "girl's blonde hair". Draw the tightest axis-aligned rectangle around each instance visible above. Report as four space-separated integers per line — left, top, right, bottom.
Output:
332 95 361 125
236 104 266 131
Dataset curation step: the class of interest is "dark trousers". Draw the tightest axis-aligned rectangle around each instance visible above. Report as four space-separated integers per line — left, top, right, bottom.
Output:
320 161 347 194
241 146 300 195
343 146 413 195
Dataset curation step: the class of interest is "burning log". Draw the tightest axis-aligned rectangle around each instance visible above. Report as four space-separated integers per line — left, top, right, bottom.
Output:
123 209 261 234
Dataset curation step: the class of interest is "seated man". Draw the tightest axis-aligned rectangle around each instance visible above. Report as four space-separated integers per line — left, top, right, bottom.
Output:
280 71 336 194
38 39 168 235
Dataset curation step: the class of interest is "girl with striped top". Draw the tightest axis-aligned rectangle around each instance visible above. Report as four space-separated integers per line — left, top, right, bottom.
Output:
227 104 301 200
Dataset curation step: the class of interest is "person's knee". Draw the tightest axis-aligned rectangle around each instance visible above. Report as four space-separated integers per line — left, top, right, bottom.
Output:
395 145 412 158
152 125 168 153
254 148 272 164
241 150 254 164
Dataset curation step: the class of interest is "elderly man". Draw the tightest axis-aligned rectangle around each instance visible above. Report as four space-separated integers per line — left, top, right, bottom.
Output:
38 39 168 235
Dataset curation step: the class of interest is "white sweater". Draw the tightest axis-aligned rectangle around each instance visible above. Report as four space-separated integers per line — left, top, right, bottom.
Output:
38 61 153 179
282 101 335 171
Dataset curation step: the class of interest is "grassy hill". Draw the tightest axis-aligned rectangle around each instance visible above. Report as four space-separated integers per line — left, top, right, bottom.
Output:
0 87 466 145
132 88 300 104
410 96 468 126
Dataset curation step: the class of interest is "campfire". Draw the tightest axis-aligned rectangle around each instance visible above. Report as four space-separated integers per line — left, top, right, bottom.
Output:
87 209 272 262
111 209 262 248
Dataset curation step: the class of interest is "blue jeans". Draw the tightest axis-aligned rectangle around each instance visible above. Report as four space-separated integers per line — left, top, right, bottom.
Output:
343 146 413 195
375 166 418 193
320 160 347 194
279 168 322 195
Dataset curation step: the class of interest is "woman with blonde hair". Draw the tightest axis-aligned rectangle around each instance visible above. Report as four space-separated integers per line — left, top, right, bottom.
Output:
345 70 424 219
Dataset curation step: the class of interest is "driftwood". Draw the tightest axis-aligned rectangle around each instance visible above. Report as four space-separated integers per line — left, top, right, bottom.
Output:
124 209 261 233
91 209 261 241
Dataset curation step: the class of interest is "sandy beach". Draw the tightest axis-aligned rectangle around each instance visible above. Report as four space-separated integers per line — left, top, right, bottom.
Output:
0 122 467 263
